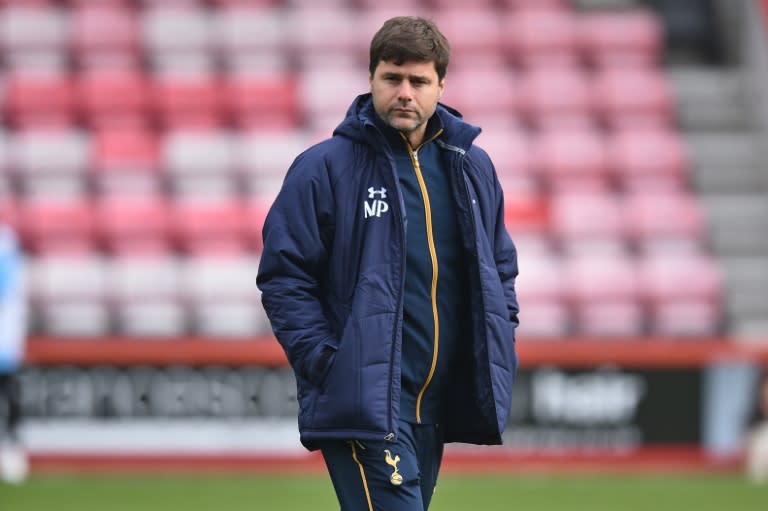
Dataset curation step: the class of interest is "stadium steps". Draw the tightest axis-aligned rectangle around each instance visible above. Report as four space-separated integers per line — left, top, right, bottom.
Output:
685 132 767 193
667 67 754 132
720 256 768 337
669 65 768 336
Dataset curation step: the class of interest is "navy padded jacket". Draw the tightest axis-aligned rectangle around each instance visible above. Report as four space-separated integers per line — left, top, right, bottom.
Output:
257 94 519 450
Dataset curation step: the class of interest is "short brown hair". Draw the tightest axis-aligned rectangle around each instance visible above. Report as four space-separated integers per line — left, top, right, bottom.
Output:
369 16 451 80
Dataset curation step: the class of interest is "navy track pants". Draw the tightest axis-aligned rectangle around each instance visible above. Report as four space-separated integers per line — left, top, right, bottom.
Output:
319 420 444 511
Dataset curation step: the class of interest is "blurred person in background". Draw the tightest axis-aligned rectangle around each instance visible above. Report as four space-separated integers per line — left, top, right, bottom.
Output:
258 16 519 511
746 369 768 483
0 221 28 484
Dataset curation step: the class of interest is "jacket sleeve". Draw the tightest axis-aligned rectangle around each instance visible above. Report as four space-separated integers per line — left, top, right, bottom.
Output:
256 151 338 386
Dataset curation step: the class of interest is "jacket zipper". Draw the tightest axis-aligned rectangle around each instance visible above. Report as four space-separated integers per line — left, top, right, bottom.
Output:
403 131 443 424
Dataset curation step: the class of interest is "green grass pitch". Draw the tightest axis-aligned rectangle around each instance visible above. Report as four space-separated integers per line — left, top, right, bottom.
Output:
1 473 767 510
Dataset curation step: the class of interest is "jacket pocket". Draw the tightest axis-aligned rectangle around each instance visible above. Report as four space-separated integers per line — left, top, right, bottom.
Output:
312 318 361 427
311 312 395 431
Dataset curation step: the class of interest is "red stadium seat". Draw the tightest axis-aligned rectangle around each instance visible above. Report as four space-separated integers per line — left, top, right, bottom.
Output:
299 67 370 132
285 0 350 5
564 252 643 336
432 8 503 63
356 0 425 8
0 5 67 67
0 133 11 196
623 191 707 252
151 72 224 128
97 194 172 255
430 0 497 7
439 68 517 119
10 128 90 195
500 0 570 9
77 69 150 128
210 0 279 6
478 128 533 180
141 5 214 61
639 251 723 335
67 0 132 7
208 0 282 6
30 253 111 337
3 70 75 128
606 128 690 190
531 127 609 191
216 5 287 59
517 66 593 129
287 8 362 66
549 191 626 252
0 196 19 231
181 254 270 337
91 127 161 194
161 129 238 195
244 196 271 253
136 0 205 5
171 195 248 255
578 8 664 67
504 191 550 235
504 9 579 66
223 71 301 130
109 254 186 337
592 67 675 129
515 249 569 337
0 1 54 6
19 195 96 254
70 4 141 69
239 131 310 197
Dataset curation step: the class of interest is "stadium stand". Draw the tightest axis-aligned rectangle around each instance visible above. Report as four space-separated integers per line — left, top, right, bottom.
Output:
109 253 186 337
90 127 161 194
30 253 111 337
0 0 733 342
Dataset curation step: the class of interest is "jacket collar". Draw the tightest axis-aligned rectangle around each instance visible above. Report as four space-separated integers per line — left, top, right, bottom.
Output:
334 93 481 154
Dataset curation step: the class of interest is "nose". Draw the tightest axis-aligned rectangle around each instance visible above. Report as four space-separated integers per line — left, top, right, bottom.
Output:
397 81 413 101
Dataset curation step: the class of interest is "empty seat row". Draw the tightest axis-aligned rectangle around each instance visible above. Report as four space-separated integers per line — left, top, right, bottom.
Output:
0 65 673 131
2 69 302 129
0 125 686 194
2 194 270 256
24 248 722 338
0 0 569 8
0 5 661 70
516 244 723 337
484 126 688 191
1 189 708 257
506 190 708 254
28 252 270 338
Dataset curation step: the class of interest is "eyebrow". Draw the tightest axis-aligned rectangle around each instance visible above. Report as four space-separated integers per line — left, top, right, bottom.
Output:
381 71 431 83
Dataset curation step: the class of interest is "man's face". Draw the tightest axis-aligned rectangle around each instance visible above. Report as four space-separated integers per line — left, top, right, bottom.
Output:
369 59 445 147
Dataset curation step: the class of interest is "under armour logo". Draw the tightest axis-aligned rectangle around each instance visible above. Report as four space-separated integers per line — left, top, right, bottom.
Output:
368 187 387 199
364 186 390 218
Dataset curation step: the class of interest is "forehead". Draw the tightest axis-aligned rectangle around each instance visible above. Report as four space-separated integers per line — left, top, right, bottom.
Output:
373 59 439 78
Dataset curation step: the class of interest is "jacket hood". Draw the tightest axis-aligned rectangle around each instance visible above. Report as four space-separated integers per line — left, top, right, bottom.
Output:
333 93 482 152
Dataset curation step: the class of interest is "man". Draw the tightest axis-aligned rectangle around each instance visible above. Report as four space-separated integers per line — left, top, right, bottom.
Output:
0 221 28 484
746 370 768 483
257 16 519 511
